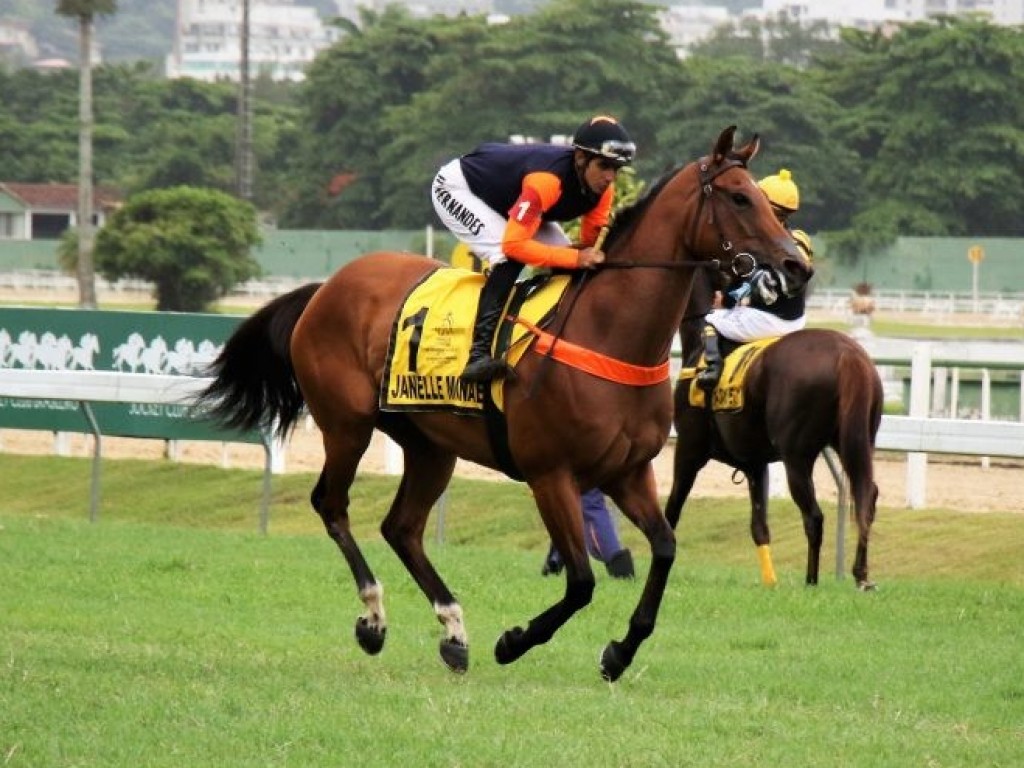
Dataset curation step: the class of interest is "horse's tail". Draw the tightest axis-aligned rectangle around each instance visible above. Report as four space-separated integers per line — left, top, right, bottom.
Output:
835 346 883 508
194 282 322 439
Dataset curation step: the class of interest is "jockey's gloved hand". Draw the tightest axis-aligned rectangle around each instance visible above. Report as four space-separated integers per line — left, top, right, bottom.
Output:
753 269 779 305
727 280 753 303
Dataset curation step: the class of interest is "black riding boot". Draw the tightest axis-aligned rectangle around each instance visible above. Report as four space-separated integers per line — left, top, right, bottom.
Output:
605 548 635 579
695 324 723 392
461 261 522 383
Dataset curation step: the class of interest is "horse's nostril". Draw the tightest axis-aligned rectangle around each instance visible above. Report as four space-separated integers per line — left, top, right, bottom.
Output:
784 258 813 280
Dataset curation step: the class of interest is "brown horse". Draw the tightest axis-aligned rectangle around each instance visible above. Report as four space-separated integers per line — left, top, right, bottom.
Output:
666 276 883 589
193 126 812 681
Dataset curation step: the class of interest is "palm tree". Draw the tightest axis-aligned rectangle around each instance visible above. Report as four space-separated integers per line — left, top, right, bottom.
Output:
56 0 118 309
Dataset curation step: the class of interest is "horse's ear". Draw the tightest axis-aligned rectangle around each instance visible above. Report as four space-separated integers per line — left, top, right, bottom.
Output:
712 125 737 162
735 133 761 165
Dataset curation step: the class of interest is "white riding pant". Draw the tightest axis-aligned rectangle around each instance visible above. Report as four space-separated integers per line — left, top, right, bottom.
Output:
432 158 570 267
706 306 806 343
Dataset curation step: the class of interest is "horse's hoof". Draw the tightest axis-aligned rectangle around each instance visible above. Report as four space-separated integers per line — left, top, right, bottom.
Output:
440 637 469 674
494 626 527 665
857 579 877 592
600 641 628 682
354 617 386 655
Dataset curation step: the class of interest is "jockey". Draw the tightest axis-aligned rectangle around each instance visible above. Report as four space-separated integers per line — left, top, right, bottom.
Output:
696 168 815 391
431 115 636 579
431 114 636 383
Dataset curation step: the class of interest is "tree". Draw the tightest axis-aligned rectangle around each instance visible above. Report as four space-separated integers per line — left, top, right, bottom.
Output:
690 13 841 68
817 18 1024 241
288 0 681 228
56 0 117 309
656 55 861 235
94 186 262 312
281 6 454 229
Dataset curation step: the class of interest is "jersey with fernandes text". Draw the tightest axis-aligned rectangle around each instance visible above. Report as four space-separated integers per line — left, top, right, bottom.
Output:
459 143 600 222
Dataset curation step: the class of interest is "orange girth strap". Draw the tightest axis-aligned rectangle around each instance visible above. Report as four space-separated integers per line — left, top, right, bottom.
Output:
514 317 669 386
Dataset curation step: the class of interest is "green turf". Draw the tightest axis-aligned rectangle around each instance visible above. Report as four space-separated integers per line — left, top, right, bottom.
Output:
1 454 1023 766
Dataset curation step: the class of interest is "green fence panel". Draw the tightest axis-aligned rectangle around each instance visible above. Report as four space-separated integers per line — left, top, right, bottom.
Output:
0 308 259 442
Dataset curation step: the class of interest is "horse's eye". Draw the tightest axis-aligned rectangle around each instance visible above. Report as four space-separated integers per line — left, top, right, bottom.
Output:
730 192 751 207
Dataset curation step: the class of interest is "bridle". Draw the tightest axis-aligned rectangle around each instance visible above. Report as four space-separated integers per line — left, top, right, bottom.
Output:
599 155 760 280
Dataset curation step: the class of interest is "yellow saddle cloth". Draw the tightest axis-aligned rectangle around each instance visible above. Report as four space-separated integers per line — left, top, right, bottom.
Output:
681 336 780 411
379 266 569 413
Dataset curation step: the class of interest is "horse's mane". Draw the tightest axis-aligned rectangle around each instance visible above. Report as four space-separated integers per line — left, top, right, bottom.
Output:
603 164 684 253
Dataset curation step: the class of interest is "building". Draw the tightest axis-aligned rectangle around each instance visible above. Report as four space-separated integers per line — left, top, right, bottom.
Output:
658 4 731 58
333 0 493 21
167 0 339 82
658 0 1024 57
0 19 38 67
0 183 121 241
760 0 1024 27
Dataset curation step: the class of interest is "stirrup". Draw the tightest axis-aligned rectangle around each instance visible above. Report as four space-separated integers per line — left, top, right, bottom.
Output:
460 356 511 383
696 365 721 392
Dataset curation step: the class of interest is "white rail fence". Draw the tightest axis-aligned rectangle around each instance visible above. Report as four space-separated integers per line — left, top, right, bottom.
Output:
4 269 1024 319
807 289 1024 321
2 338 1023 523
0 370 277 530
857 336 1024 509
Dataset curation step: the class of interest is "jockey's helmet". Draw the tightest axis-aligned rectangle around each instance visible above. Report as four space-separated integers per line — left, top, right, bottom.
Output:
758 168 800 212
572 115 636 167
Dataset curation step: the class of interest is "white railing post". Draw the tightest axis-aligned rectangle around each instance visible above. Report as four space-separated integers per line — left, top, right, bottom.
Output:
980 369 991 469
906 343 932 509
768 462 786 498
385 435 403 475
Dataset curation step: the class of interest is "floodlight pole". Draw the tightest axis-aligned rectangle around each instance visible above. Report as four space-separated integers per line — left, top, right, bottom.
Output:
236 0 254 200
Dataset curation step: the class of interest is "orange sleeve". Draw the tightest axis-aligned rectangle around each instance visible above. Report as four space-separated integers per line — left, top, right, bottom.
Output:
579 184 614 246
501 171 581 269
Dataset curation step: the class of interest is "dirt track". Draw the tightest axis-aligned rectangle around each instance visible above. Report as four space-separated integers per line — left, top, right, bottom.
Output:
2 423 1020 514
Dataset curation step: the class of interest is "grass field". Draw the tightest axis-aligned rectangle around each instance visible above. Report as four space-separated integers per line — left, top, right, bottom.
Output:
2 454 1023 767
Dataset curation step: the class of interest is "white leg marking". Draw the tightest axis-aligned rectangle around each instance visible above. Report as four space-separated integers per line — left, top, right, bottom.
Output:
359 582 386 632
434 601 468 646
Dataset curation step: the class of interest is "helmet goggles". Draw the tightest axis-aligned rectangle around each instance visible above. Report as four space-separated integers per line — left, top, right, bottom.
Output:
583 139 636 167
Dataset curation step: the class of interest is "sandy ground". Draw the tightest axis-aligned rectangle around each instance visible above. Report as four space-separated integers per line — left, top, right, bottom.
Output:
1 422 1021 514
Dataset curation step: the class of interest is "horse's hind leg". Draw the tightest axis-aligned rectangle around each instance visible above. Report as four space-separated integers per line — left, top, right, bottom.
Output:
746 465 777 586
850 479 879 591
377 430 463 671
314 423 389 656
783 457 824 586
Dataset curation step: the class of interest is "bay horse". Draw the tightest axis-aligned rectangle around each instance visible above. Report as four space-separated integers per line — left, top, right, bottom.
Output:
193 126 812 681
666 272 883 589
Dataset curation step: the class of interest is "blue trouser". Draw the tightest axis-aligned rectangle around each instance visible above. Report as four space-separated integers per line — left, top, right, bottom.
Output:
545 488 623 567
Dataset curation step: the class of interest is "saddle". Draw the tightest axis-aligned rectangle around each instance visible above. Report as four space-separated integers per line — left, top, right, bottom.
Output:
379 266 569 414
379 266 571 479
680 336 781 411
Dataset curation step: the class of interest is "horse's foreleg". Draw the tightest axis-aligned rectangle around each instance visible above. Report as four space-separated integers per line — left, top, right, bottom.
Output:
783 458 823 586
746 466 777 586
378 445 464 672
494 476 595 667
601 464 676 682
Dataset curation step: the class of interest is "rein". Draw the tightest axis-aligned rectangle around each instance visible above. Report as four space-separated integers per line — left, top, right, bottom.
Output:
521 153 754 393
598 258 719 270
